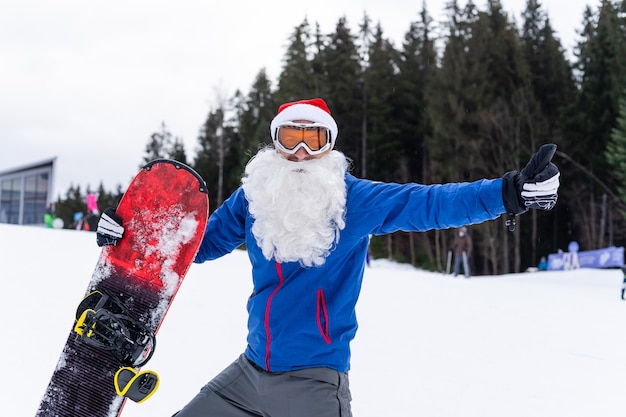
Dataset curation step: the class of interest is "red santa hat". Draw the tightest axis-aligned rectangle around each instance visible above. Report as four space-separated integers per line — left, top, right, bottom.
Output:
270 98 338 147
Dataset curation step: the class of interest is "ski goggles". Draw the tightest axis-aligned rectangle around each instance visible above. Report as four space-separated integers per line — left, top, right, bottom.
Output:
273 122 332 155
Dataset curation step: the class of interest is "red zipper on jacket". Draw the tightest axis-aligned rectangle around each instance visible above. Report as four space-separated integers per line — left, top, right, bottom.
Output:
316 289 332 344
264 261 285 371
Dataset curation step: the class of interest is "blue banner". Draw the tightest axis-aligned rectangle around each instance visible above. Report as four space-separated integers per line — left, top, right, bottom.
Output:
547 246 624 270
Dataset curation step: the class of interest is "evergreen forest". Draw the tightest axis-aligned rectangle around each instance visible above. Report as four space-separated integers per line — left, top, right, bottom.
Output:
54 0 626 275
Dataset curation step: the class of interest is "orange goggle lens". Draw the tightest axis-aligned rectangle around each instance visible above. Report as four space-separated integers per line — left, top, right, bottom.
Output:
276 125 330 152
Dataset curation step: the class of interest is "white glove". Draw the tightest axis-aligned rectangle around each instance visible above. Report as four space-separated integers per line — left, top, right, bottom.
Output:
502 143 560 215
96 208 125 247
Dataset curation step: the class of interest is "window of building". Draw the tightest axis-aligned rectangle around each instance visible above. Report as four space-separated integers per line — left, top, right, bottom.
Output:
0 177 22 224
0 158 55 225
24 172 49 225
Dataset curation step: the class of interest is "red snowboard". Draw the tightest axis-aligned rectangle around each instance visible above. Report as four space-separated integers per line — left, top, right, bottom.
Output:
36 159 209 417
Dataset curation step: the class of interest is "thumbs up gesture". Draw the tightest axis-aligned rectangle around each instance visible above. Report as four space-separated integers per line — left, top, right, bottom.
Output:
502 144 560 215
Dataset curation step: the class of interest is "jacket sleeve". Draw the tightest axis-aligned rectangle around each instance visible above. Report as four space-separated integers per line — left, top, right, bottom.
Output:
194 187 248 263
345 176 506 236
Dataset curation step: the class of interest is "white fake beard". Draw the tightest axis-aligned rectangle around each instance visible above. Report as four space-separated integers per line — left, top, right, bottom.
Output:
241 147 348 267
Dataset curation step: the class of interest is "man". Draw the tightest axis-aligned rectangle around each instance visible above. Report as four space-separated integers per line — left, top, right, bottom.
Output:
453 226 472 277
97 98 560 417
621 265 626 300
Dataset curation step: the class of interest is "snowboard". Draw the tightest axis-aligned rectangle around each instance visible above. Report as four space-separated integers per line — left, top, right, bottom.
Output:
36 159 209 417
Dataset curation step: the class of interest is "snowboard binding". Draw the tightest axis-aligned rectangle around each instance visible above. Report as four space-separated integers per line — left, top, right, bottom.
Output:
114 367 160 403
74 290 156 368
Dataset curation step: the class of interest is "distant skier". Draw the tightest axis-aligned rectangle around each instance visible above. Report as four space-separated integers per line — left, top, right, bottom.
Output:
72 212 85 230
538 256 548 271
621 266 626 300
86 191 99 216
44 203 56 228
453 226 472 277
97 98 561 417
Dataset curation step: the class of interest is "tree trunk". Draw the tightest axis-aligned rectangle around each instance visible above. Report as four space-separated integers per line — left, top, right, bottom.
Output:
599 193 607 248
608 204 614 246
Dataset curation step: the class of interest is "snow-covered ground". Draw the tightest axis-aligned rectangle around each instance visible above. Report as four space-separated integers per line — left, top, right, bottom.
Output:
2 223 624 416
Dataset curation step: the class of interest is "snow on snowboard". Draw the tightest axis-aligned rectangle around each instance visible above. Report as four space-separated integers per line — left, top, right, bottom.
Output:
36 159 209 417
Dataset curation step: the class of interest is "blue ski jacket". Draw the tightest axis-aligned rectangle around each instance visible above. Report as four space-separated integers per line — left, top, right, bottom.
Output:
195 173 506 372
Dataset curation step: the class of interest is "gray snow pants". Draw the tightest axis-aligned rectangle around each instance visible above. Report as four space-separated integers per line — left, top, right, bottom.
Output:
172 354 352 417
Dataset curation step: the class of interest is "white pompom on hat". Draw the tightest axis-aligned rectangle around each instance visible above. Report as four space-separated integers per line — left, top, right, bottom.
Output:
270 98 339 148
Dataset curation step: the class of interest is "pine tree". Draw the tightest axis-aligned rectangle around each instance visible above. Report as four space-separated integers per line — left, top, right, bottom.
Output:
574 1 625 168
431 0 537 274
318 17 363 173
519 0 578 263
143 122 173 164
394 3 440 269
193 106 238 207
141 122 188 164
475 0 536 274
605 93 626 218
520 0 576 137
567 0 626 249
233 69 277 176
96 182 122 213
429 0 484 184
169 137 188 164
54 184 87 229
396 3 437 184
310 22 331 99
362 23 397 181
275 19 315 103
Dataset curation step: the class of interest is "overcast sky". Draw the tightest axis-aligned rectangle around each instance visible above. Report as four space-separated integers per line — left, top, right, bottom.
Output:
1 0 593 199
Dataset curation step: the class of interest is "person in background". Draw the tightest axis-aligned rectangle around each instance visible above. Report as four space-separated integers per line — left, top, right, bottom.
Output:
76 191 100 231
83 211 99 231
96 98 560 417
86 191 99 216
72 212 85 230
621 265 626 300
44 203 56 228
453 226 472 277
538 256 548 271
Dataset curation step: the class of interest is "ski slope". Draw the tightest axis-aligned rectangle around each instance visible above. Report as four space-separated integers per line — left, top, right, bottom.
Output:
2 223 624 416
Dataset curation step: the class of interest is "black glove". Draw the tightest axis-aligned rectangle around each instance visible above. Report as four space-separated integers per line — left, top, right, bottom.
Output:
96 207 125 247
502 144 560 217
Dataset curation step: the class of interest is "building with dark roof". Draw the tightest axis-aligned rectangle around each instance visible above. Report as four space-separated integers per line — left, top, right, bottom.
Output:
0 157 56 225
